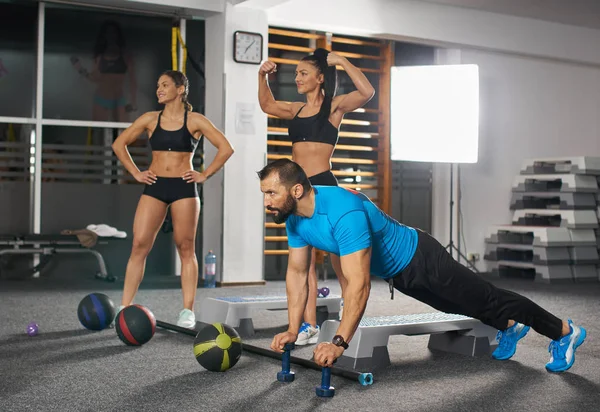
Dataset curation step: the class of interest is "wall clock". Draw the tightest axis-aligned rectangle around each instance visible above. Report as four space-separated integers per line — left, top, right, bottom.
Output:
233 30 263 65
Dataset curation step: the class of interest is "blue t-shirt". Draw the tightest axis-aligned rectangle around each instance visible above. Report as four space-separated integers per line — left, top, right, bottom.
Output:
285 186 418 279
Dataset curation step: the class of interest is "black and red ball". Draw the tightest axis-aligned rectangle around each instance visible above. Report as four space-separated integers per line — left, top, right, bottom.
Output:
115 304 156 346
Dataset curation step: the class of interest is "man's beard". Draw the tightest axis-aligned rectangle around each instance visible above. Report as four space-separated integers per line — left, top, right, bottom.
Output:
267 195 297 224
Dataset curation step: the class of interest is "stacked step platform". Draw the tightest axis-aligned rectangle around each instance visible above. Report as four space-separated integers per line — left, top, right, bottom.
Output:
485 156 600 283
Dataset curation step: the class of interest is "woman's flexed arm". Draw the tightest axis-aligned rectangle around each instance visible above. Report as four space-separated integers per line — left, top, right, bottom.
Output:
328 53 375 114
258 60 302 120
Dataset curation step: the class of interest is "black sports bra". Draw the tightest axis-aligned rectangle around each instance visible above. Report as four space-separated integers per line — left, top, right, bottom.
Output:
149 110 199 153
288 105 339 146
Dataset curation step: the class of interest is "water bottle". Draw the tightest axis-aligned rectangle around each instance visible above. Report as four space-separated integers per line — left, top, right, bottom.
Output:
204 250 216 288
339 299 344 320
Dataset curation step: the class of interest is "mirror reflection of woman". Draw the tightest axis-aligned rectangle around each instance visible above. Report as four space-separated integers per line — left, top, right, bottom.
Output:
71 20 137 122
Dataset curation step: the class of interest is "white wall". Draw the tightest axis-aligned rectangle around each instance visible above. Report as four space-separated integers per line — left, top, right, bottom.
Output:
267 0 600 67
204 3 268 285
432 49 600 271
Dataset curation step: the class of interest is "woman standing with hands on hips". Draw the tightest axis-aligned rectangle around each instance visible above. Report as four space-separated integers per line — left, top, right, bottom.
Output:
258 49 375 345
112 70 234 328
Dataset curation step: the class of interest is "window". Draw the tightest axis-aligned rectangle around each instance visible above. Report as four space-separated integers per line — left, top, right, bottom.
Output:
43 5 173 122
0 122 32 233
0 2 38 118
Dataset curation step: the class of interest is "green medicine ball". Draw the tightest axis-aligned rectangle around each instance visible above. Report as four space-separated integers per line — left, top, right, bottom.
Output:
193 323 242 372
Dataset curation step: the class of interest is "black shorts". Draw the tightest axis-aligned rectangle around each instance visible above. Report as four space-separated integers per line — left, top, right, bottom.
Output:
142 177 199 205
308 170 338 186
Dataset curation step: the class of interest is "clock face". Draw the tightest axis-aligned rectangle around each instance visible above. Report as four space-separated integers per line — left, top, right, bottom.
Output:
234 31 263 64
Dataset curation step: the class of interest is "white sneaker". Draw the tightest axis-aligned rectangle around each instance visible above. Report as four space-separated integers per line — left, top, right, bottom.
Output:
177 309 196 329
295 322 320 345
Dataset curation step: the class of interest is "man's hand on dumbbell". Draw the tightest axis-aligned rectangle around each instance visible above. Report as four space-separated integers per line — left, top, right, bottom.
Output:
313 342 344 367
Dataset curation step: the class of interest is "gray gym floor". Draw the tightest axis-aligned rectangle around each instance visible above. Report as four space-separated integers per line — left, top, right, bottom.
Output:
1 276 599 412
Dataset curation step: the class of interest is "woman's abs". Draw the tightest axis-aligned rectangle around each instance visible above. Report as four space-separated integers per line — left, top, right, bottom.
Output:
292 142 334 177
149 151 195 177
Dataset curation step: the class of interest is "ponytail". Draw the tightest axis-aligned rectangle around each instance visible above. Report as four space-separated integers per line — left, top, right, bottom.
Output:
301 48 338 134
182 96 193 112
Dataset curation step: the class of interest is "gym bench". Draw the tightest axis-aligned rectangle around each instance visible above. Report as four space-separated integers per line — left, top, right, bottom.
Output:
0 234 115 281
318 312 498 370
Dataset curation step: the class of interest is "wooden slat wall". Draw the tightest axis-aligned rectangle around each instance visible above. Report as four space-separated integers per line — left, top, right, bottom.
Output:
264 27 392 257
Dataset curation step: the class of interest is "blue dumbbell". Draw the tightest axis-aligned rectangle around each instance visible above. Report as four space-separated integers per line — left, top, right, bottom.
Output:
277 343 295 382
315 367 335 397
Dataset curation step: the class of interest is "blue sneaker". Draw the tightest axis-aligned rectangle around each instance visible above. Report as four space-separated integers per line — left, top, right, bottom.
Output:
295 322 320 345
492 322 530 360
545 319 586 373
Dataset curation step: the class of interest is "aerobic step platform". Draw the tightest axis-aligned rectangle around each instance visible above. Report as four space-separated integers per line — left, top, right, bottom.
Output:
511 209 598 229
512 174 598 193
519 157 600 176
197 295 341 337
317 313 497 370
485 225 597 247
487 261 598 283
509 192 597 210
484 243 599 265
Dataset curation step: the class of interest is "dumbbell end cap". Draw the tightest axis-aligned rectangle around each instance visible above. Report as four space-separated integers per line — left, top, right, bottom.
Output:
358 373 373 386
277 371 295 382
315 386 335 397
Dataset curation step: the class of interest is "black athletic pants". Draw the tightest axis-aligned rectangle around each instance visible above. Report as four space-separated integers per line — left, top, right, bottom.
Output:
392 230 563 340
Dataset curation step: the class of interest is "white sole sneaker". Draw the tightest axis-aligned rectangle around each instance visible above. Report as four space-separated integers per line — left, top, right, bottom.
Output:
295 330 320 345
177 309 196 329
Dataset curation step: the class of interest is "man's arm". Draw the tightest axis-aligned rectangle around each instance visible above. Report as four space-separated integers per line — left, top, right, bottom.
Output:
286 245 312 335
270 244 311 353
312 209 372 367
334 247 372 344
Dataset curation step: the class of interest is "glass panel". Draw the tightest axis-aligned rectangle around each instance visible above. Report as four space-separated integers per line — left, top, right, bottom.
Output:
40 125 145 184
39 125 175 277
39 125 202 184
0 122 32 233
43 5 173 122
0 1 38 118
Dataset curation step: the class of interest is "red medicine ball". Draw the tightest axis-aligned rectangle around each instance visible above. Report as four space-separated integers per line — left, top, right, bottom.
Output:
115 304 156 346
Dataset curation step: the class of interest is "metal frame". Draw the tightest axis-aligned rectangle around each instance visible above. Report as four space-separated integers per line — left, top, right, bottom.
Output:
0 242 111 281
0 117 36 124
32 2 45 237
41 119 131 129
